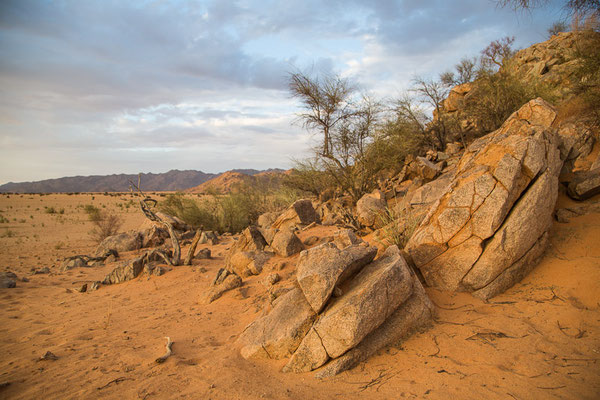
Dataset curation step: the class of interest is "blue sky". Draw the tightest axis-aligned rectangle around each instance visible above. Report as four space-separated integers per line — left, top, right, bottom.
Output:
0 0 566 183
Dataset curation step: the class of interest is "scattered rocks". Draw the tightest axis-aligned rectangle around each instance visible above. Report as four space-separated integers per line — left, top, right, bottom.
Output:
95 231 142 256
272 199 318 231
303 236 320 246
38 351 58 361
567 168 600 200
195 248 212 259
32 267 50 275
76 283 87 293
89 281 101 291
60 256 88 272
264 273 280 286
141 225 169 248
199 231 219 245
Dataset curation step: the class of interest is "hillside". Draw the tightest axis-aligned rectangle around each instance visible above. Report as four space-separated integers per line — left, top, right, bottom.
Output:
186 169 288 194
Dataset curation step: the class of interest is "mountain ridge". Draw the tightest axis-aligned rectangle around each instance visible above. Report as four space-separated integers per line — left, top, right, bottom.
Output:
0 168 285 193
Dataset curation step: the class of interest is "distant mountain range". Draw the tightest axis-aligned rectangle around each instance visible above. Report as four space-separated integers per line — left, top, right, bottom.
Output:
0 169 285 193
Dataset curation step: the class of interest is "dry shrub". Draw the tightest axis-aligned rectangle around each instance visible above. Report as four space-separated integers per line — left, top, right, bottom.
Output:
89 210 123 243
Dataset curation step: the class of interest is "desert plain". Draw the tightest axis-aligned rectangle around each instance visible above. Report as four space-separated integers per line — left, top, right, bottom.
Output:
0 191 598 399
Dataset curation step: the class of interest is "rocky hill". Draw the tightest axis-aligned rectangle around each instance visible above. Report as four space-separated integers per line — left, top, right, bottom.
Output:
186 169 288 194
0 168 285 193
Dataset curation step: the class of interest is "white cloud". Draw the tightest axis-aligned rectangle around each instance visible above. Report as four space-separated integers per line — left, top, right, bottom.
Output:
0 0 565 183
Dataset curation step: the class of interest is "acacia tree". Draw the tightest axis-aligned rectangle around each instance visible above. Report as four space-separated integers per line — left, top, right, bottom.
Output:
411 77 450 150
288 71 381 202
288 72 356 158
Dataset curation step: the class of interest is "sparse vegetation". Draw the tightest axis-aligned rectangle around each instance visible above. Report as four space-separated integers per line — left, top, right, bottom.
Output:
88 209 123 243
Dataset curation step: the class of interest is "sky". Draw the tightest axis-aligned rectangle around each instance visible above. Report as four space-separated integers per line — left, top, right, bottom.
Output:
0 0 566 184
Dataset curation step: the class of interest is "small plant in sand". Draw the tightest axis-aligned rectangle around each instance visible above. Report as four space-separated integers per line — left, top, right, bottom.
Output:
377 205 423 249
88 208 123 243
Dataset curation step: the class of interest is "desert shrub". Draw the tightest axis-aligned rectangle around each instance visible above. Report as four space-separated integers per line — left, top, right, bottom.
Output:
570 29 600 128
283 159 337 198
84 204 102 222
89 210 123 243
158 193 219 230
44 206 56 214
459 70 555 136
158 183 304 234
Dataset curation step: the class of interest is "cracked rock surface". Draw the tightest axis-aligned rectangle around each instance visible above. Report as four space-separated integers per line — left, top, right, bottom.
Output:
406 98 562 299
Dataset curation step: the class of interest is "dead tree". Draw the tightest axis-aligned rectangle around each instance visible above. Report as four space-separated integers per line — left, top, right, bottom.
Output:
129 175 181 266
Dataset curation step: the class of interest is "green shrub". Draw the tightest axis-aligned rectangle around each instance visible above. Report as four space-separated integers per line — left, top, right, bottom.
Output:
459 70 555 136
84 204 102 222
44 206 57 214
158 193 219 231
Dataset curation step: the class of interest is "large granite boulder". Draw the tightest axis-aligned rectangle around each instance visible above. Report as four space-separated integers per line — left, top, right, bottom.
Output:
284 246 414 372
271 229 304 257
315 273 434 378
225 226 268 276
406 98 562 299
296 241 377 313
237 287 317 360
272 199 318 231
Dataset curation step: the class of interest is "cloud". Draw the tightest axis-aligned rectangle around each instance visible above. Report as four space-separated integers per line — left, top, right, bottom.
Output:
0 0 565 183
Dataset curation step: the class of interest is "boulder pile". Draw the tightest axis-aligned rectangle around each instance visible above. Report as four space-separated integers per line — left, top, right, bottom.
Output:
236 231 433 377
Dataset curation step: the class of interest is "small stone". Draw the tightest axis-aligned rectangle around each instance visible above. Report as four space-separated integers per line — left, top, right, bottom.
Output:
89 281 100 291
196 248 211 259
21 277 29 283
77 283 87 293
0 272 17 289
265 273 280 286
303 236 320 246
39 351 58 361
34 267 50 275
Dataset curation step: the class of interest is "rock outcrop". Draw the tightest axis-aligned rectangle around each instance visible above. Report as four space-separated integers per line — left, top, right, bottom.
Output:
284 246 414 372
406 98 562 299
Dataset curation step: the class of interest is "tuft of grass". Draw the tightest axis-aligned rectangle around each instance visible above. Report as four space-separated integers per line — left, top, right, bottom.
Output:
377 205 423 249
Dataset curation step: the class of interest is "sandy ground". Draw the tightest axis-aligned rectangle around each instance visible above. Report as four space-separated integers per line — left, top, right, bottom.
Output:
0 192 599 399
